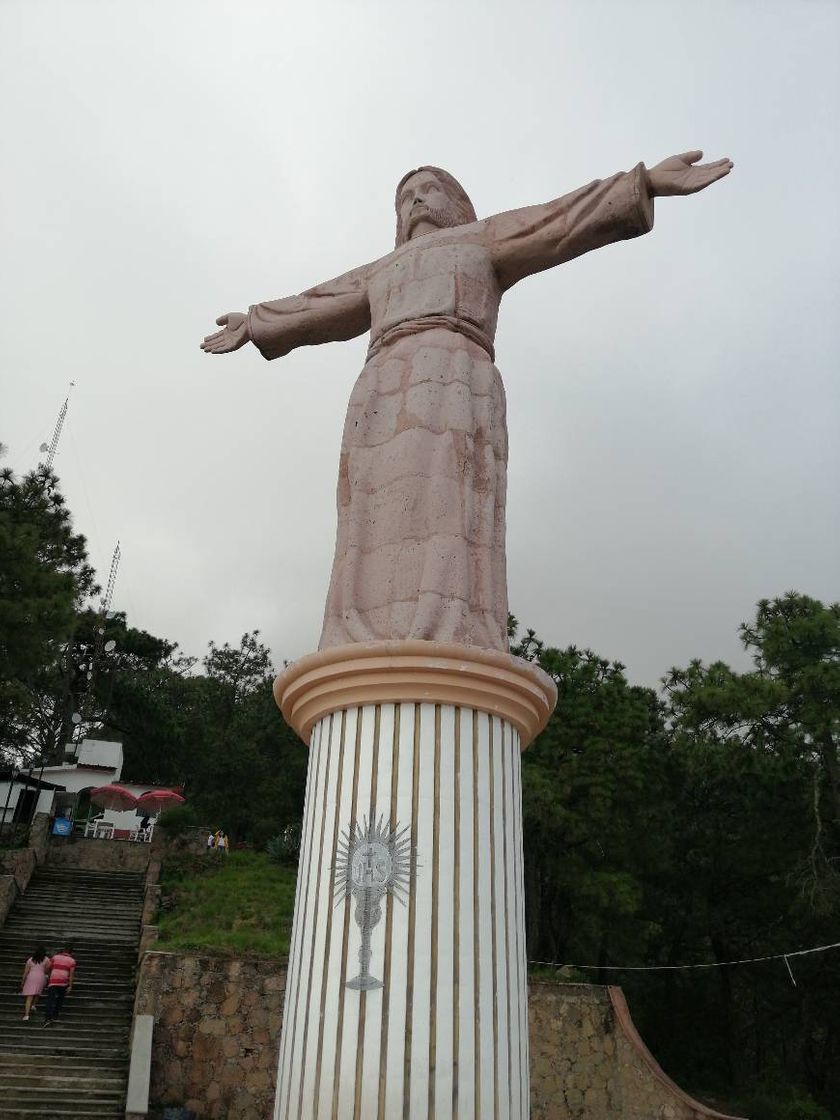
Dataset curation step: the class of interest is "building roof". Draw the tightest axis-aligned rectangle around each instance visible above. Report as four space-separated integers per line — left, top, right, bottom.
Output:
40 763 118 774
0 769 65 791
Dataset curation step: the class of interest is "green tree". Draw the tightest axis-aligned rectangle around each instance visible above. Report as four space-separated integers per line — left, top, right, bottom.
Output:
0 465 96 761
511 619 671 970
647 593 840 1105
183 632 307 844
664 592 840 902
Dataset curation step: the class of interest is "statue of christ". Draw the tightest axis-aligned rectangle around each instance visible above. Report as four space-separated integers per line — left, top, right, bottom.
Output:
202 151 732 653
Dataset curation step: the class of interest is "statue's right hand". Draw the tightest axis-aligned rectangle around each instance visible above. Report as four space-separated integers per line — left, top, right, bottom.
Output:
200 312 250 354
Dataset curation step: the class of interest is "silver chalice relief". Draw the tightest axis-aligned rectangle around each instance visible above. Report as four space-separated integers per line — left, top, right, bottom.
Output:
335 815 414 990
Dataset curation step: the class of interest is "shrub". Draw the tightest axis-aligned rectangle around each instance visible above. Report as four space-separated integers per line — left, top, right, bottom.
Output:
738 1081 831 1120
266 822 301 866
156 803 197 838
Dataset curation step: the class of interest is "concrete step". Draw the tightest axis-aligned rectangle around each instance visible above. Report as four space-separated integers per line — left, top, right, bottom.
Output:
19 892 143 902
9 893 142 901
0 1061 128 1077
33 870 144 881
0 1022 133 1033
0 971 136 982
0 1011 132 1025
0 947 137 960
0 1106 124 1115
0 1072 127 1090
0 931 140 940
0 1090 125 1104
0 1039 129 1058
1 928 140 940
3 910 141 921
0 1019 132 1035
5 900 142 910
0 1030 131 1046
0 993 134 1005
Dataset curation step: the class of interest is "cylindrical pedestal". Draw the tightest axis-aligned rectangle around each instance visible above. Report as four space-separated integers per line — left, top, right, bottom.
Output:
273 642 556 1120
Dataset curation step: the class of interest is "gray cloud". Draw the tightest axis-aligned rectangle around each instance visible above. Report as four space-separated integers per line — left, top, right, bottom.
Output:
2 0 838 684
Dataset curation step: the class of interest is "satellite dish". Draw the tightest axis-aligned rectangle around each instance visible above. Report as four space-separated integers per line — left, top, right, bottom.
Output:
104 640 116 653
71 713 82 725
39 443 49 453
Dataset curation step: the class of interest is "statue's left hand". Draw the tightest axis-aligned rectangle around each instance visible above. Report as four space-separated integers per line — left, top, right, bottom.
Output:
201 312 250 354
646 151 733 197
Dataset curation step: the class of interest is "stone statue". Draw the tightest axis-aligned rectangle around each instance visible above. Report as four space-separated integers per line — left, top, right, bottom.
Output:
202 151 732 653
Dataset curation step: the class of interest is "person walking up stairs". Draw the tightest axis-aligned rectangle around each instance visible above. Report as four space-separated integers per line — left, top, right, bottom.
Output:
0 866 145 1119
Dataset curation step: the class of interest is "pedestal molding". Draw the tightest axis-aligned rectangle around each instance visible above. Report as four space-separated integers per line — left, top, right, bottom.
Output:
274 640 557 749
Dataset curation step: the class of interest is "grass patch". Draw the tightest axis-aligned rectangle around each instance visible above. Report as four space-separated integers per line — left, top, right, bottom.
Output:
156 849 297 958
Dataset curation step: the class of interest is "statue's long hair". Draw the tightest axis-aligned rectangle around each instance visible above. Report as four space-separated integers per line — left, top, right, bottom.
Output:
394 166 477 247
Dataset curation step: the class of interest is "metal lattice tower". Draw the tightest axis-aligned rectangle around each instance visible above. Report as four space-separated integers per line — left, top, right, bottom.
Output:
39 384 74 470
101 541 121 616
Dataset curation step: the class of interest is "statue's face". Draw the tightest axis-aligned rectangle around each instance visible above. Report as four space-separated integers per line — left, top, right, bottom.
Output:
398 172 460 239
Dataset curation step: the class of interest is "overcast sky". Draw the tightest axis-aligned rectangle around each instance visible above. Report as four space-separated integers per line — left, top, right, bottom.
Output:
2 0 838 685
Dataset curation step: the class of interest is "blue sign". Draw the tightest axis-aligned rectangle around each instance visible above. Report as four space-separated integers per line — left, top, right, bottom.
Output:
51 817 72 836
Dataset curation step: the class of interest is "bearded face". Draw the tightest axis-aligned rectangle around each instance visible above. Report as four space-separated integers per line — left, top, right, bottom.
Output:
396 170 473 244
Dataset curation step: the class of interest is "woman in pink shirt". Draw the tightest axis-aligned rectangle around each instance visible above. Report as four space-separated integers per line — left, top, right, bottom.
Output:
20 945 51 1020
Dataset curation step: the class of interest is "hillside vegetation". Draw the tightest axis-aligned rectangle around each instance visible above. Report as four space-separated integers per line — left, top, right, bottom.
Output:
156 851 296 958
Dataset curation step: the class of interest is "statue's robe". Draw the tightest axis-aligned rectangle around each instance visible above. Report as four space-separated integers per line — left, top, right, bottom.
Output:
248 165 654 653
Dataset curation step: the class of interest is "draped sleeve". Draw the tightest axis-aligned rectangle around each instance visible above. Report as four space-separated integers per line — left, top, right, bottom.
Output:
487 163 654 291
247 261 374 361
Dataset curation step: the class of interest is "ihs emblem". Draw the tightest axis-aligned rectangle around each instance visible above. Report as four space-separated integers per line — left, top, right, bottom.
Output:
334 815 414 990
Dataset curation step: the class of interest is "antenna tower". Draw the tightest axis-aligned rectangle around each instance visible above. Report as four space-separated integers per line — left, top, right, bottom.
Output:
39 382 75 470
102 541 121 617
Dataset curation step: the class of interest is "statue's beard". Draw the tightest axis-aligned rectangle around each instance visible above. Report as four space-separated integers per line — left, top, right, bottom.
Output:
408 205 461 235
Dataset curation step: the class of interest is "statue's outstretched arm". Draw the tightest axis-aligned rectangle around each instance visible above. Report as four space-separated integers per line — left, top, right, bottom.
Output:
201 261 374 361
489 151 732 291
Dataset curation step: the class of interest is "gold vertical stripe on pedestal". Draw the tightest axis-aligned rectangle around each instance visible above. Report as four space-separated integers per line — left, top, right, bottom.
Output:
488 718 500 1120
452 708 461 1120
499 722 512 1120
472 709 481 1120
331 708 364 1119
503 724 515 1120
512 730 528 1120
280 718 325 1118
353 706 381 1120
313 710 347 1119
377 705 401 1120
506 724 521 1116
296 714 336 1119
402 704 421 1119
428 704 442 1118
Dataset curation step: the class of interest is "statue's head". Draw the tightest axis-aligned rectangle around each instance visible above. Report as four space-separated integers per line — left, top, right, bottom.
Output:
394 166 477 247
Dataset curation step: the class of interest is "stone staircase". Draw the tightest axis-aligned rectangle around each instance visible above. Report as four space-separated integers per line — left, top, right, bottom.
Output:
0 865 145 1118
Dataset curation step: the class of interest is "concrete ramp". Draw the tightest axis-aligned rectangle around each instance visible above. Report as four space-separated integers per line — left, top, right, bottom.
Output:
529 981 747 1120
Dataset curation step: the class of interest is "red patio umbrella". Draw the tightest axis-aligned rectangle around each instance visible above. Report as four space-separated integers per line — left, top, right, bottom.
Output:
89 784 139 812
136 789 185 813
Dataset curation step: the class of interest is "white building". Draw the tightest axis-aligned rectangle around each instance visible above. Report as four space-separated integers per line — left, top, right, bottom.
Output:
38 738 163 833
0 770 63 829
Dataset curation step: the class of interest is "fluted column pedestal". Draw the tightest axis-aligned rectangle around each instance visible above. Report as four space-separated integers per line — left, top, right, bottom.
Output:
272 641 556 1120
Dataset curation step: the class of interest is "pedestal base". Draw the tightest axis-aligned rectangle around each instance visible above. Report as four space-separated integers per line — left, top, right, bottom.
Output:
273 642 556 1120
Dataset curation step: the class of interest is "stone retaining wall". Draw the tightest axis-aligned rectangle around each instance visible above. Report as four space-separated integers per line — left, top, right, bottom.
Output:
0 847 36 893
0 814 51 926
0 874 16 928
48 835 154 873
136 957 742 1120
528 981 743 1119
135 952 285 1120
